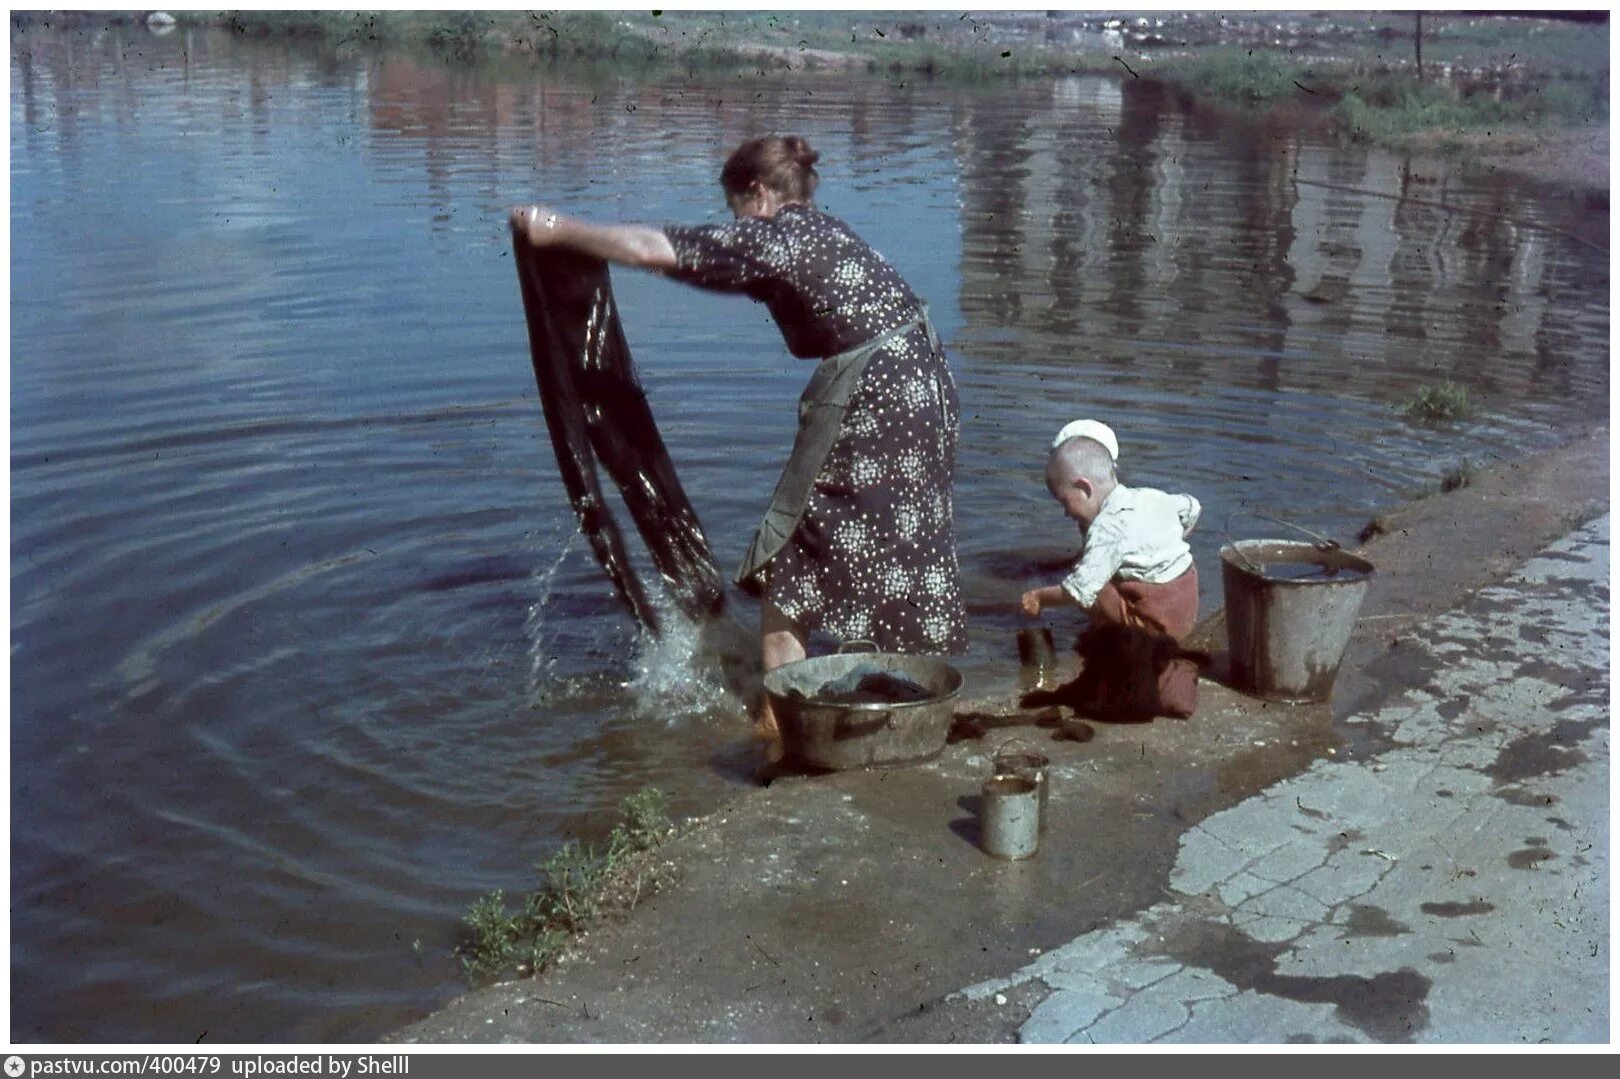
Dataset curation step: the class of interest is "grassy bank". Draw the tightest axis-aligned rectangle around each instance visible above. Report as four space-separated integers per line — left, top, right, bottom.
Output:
458 788 677 984
1147 34 1606 159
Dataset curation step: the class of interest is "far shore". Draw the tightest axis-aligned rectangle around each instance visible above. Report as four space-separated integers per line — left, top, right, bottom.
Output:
19 10 1606 201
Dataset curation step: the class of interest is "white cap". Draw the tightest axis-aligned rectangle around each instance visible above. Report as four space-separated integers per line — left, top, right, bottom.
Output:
1051 419 1119 461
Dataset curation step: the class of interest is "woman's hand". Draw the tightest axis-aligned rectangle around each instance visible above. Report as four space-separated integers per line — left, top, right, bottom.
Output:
1020 589 1043 617
506 209 677 271
509 204 561 246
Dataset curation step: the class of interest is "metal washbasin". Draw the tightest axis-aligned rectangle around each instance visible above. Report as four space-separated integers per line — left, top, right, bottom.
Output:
763 646 963 771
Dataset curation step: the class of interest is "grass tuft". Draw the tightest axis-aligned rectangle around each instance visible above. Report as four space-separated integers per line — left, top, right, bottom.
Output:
458 788 676 983
1157 48 1305 104
1401 381 1475 422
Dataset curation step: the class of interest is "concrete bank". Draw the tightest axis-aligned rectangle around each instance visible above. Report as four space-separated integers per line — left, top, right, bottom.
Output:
906 514 1610 1043
392 424 1607 1044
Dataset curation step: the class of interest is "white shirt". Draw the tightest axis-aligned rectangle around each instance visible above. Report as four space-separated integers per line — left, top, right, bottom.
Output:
1060 484 1200 609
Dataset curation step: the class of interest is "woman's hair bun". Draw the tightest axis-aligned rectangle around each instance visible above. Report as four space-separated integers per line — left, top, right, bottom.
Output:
783 135 820 169
721 134 821 203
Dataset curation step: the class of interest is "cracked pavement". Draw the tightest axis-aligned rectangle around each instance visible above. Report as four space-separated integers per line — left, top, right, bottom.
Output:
954 516 1610 1044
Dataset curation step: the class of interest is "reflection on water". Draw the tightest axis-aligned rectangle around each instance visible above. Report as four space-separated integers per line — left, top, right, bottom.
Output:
8 25 1607 1042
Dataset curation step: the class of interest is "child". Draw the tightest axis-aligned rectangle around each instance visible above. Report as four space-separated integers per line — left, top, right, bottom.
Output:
1020 420 1203 719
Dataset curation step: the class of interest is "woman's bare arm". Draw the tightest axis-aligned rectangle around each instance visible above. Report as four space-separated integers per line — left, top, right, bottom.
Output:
509 205 677 271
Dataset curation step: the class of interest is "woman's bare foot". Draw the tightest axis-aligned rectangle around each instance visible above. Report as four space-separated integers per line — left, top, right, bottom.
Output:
750 697 788 783
753 697 781 739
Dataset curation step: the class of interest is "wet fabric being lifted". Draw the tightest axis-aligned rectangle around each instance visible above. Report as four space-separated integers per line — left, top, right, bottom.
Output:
510 229 724 636
663 204 969 655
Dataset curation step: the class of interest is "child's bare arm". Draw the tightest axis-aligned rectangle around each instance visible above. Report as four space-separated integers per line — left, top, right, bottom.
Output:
1021 584 1076 617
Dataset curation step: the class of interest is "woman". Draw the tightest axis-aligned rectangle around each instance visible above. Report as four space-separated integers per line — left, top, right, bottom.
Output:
512 135 967 727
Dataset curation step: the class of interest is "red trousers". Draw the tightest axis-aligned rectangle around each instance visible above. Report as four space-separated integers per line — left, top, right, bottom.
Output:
1086 565 1200 718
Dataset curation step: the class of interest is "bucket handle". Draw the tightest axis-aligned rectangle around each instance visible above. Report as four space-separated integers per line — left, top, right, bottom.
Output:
1257 511 1341 551
1219 510 1266 574
992 735 1047 760
1220 509 1340 572
838 640 893 726
1221 540 1264 575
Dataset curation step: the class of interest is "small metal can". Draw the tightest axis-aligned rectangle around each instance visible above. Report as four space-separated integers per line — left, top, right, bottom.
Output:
980 774 1041 860
992 742 1051 829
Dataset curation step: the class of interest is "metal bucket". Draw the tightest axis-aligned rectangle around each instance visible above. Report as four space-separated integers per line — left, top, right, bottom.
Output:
991 741 1050 830
980 775 1041 860
763 645 963 771
1221 539 1375 702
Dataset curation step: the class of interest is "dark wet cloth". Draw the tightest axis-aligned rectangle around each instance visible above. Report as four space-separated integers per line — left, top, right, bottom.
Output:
510 234 723 635
788 665 933 705
663 205 968 654
1077 565 1202 719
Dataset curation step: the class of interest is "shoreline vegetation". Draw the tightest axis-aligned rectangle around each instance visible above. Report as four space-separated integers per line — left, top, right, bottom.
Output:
459 788 676 984
20 9 1607 198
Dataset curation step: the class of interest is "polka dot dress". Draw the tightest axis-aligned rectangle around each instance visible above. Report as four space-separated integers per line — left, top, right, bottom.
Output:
664 204 968 655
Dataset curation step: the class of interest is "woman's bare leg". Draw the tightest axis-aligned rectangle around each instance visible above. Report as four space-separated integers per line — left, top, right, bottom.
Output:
758 600 808 736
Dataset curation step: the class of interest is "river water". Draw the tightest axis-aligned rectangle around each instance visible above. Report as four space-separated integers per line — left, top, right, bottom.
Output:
8 26 1608 1042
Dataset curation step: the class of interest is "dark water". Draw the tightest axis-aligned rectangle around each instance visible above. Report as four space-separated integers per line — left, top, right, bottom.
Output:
9 26 1608 1042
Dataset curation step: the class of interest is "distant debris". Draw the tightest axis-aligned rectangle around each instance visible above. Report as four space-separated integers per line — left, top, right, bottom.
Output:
146 12 176 34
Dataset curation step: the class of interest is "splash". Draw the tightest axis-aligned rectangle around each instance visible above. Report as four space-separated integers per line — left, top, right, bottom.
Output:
523 526 581 699
627 602 758 723
521 525 757 722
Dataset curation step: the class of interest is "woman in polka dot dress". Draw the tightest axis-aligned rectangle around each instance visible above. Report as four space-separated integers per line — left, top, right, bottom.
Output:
512 135 968 727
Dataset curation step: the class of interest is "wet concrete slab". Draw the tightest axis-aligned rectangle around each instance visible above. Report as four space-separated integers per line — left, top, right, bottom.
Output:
391 426 1608 1044
392 675 1336 1043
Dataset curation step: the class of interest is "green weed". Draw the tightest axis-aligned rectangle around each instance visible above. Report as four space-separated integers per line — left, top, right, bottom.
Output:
1335 73 1606 146
457 788 675 983
1401 381 1475 422
425 10 491 61
1157 48 1307 104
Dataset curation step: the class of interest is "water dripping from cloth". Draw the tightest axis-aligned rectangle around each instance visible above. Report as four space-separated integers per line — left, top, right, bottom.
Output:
523 524 581 700
627 603 756 722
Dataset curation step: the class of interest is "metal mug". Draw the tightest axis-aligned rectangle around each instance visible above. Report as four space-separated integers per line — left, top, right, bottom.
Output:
992 740 1051 830
980 774 1041 860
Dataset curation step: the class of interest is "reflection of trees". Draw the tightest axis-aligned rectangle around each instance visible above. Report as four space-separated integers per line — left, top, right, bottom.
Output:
954 92 1036 326
1386 192 1446 353
1451 197 1518 391
1284 142 1381 348
361 57 940 218
1234 130 1297 394
1528 228 1599 401
1096 78 1166 339
949 72 1603 415
18 25 1600 416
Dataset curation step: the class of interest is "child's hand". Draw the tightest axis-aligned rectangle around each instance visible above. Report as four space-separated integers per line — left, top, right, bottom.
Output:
1020 589 1043 617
